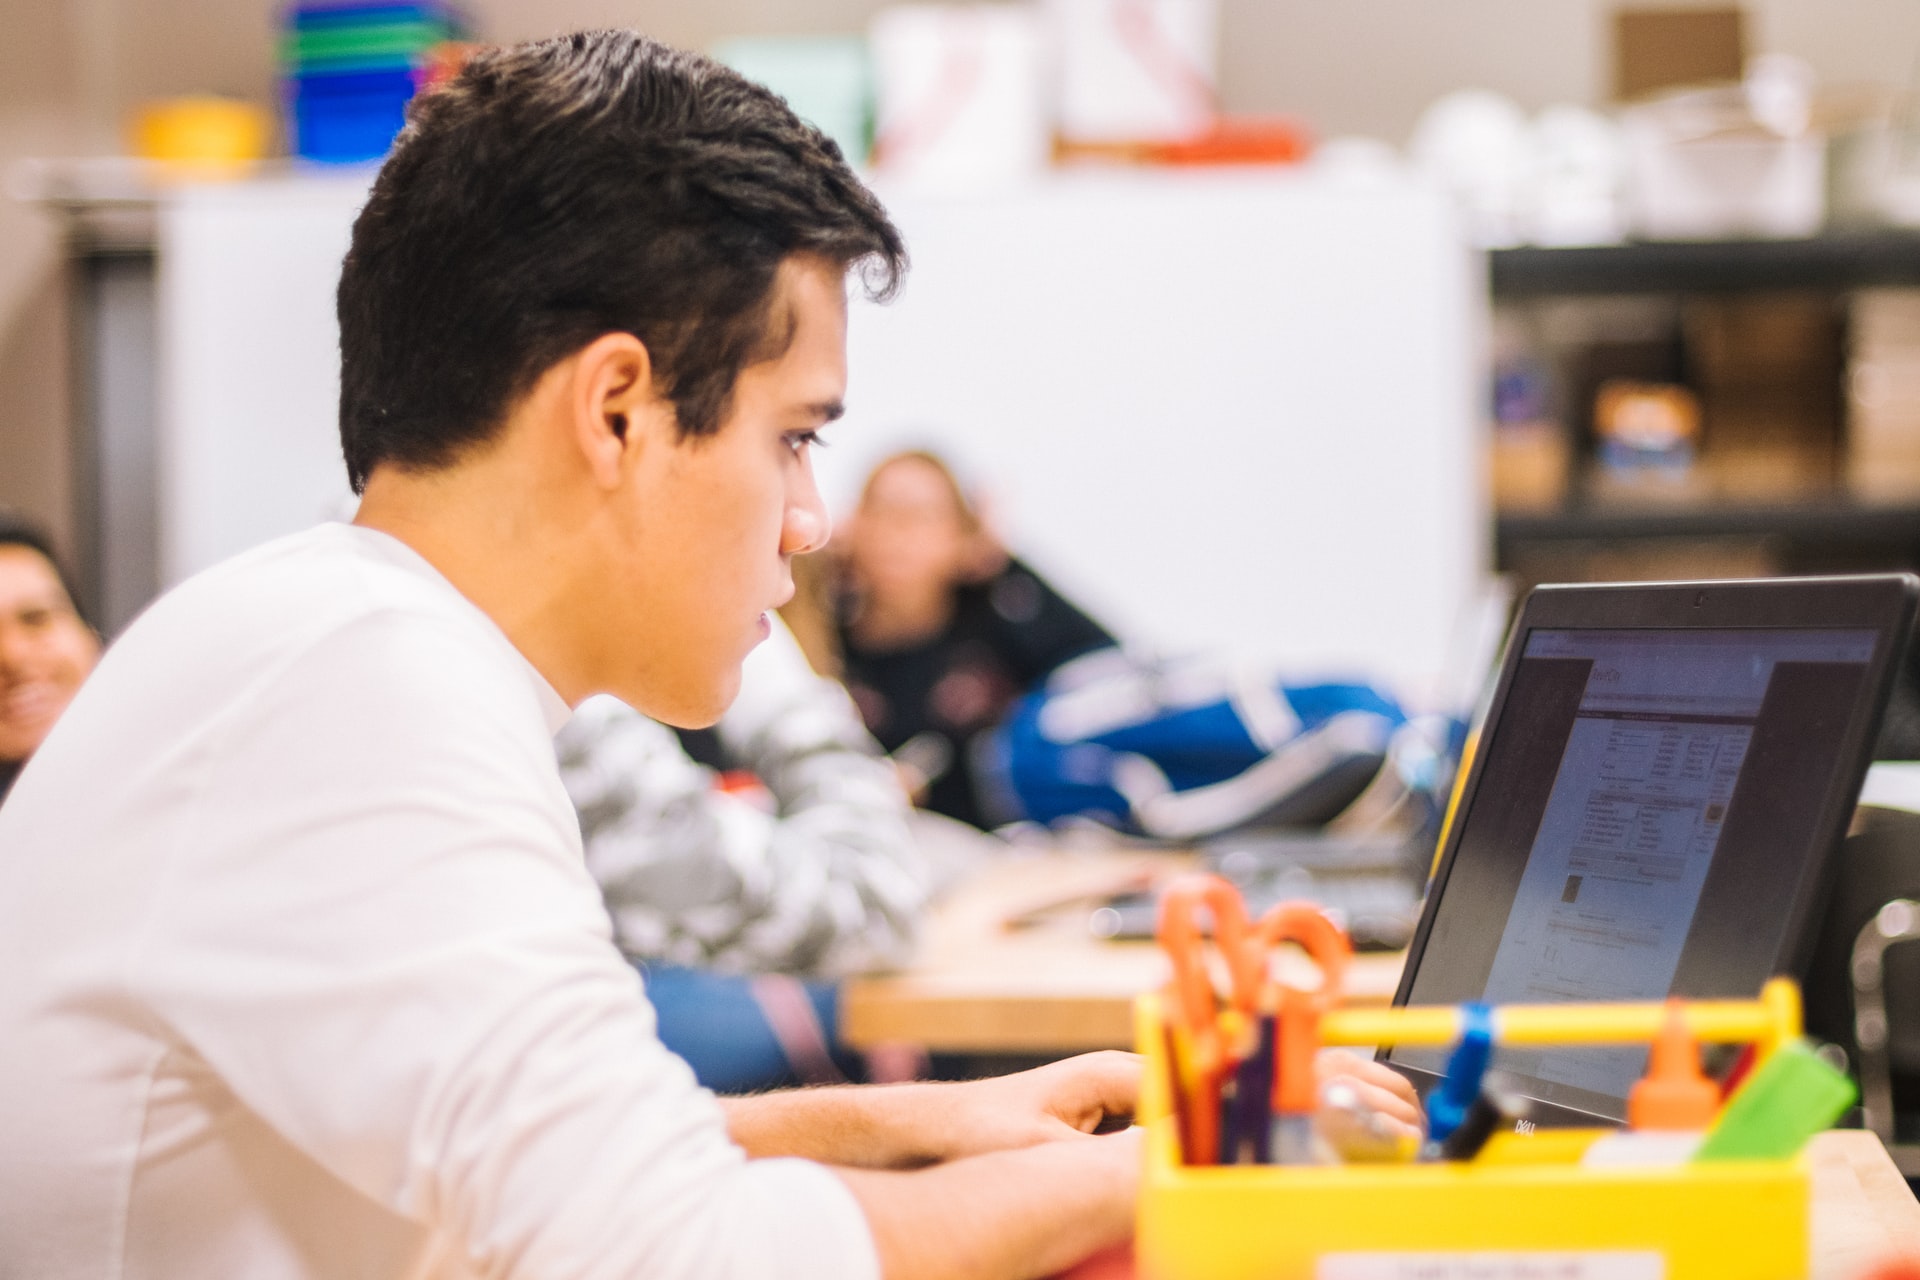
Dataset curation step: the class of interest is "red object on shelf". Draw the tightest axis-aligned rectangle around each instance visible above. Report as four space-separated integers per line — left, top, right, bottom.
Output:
419 41 481 92
1147 116 1312 166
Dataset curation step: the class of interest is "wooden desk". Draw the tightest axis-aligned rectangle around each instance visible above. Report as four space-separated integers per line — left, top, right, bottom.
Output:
840 849 1406 1054
1810 1130 1920 1275
849 852 1919 1273
1061 1132 1920 1278
854 853 1920 1271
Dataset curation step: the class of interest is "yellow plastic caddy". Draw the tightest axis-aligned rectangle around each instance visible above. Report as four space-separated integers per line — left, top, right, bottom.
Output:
1134 981 1813 1280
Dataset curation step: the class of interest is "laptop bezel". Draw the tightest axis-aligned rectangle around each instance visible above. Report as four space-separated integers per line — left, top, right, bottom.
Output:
1382 573 1920 1127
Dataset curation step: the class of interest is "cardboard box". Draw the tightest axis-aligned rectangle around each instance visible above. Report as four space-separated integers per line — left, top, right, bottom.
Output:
1613 8 1745 103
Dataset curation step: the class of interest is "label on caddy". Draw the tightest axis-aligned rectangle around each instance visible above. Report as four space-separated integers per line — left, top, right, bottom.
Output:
1317 1253 1663 1280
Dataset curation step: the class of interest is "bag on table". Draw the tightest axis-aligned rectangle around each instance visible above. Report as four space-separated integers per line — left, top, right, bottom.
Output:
977 651 1413 840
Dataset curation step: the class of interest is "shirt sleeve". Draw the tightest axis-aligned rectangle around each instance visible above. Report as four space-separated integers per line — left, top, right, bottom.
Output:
130 611 880 1280
559 619 927 979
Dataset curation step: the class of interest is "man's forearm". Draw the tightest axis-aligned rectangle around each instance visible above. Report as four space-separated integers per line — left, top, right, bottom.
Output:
724 1056 1146 1278
835 1132 1140 1280
721 1083 953 1168
723 1052 1142 1169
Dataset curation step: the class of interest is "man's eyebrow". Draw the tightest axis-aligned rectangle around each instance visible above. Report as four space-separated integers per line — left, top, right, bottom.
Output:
812 401 846 424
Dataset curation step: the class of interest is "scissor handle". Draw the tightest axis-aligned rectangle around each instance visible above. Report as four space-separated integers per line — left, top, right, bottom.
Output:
1156 874 1261 1032
1250 900 1353 1013
1253 900 1355 1115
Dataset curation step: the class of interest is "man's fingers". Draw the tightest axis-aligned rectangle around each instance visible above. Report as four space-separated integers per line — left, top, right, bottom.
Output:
1345 1061 1419 1111
1315 1050 1423 1128
1039 1051 1142 1129
1329 1076 1425 1130
1317 1051 1419 1105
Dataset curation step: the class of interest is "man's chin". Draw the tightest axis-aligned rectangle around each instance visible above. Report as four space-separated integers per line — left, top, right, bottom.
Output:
624 670 741 730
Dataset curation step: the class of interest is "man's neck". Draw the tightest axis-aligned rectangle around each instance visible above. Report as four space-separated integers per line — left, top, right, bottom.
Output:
353 461 593 705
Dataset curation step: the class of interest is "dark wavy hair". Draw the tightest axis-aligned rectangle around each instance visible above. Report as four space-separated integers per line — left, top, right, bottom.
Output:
336 29 906 493
0 518 85 628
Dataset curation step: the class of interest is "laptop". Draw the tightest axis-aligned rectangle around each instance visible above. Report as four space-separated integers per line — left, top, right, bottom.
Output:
1386 574 1919 1127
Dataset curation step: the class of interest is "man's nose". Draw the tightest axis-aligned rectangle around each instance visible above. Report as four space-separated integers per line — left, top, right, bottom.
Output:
783 469 832 557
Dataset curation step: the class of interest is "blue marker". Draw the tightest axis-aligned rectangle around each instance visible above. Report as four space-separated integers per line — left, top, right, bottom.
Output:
1426 1003 1494 1144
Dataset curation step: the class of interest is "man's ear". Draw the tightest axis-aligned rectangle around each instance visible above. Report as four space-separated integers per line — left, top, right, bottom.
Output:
569 332 664 489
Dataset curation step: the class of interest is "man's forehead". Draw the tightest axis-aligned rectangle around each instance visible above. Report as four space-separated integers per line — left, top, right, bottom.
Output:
746 256 849 375
771 264 847 368
779 251 850 313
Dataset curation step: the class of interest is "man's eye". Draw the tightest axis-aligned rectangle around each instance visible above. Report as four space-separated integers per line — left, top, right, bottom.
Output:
786 429 827 454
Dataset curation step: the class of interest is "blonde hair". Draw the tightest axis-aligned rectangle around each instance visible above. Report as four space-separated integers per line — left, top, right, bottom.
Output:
859 450 982 535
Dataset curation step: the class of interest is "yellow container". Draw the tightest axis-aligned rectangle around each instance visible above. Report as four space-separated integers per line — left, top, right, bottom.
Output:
1134 992 1812 1280
130 96 272 175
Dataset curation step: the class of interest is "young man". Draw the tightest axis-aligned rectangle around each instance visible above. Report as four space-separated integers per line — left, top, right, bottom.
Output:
0 30 1417 1280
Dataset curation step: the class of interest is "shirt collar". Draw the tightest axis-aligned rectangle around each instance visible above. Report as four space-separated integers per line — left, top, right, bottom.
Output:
334 523 575 737
525 665 573 736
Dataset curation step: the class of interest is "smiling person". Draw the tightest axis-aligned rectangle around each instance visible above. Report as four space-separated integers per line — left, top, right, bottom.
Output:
0 521 101 804
0 29 1418 1280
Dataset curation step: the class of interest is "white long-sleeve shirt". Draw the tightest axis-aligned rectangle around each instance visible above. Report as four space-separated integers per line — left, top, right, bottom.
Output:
0 523 879 1280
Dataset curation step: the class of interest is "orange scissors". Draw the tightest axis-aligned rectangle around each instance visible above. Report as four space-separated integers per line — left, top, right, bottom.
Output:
1252 900 1353 1163
1156 873 1262 1165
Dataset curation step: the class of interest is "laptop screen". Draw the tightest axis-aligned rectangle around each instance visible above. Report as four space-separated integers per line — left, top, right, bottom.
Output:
1390 623 1879 1121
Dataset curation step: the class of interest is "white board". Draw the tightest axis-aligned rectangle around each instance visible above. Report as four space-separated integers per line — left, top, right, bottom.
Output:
154 166 1489 704
825 168 1490 704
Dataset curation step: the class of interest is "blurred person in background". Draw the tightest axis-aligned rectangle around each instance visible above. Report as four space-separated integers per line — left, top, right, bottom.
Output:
0 521 101 803
557 612 927 1092
836 451 1116 829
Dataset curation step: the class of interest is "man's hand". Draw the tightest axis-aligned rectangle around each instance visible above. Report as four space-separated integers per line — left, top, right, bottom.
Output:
904 1050 1140 1162
1314 1047 1425 1145
721 1050 1140 1170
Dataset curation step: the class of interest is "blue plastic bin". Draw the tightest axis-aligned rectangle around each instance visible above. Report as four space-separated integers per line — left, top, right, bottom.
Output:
289 66 418 163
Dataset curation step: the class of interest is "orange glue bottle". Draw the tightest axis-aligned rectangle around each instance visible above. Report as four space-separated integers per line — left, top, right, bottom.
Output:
1584 1000 1720 1166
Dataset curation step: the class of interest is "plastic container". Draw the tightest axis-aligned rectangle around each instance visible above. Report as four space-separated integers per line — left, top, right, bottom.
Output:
1133 988 1814 1280
1621 110 1826 240
130 96 272 170
280 1 466 163
289 67 419 163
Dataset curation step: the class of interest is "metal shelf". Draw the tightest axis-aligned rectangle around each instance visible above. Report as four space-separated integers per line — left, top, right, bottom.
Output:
1490 231 1920 298
1496 496 1920 565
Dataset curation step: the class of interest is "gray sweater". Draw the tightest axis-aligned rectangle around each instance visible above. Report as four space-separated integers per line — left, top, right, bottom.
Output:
556 620 926 980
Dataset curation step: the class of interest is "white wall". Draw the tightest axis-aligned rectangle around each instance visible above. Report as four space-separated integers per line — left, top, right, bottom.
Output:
148 167 1486 703
822 168 1488 702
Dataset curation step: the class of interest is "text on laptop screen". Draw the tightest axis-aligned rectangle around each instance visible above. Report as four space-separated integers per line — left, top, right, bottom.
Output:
1391 626 1877 1118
